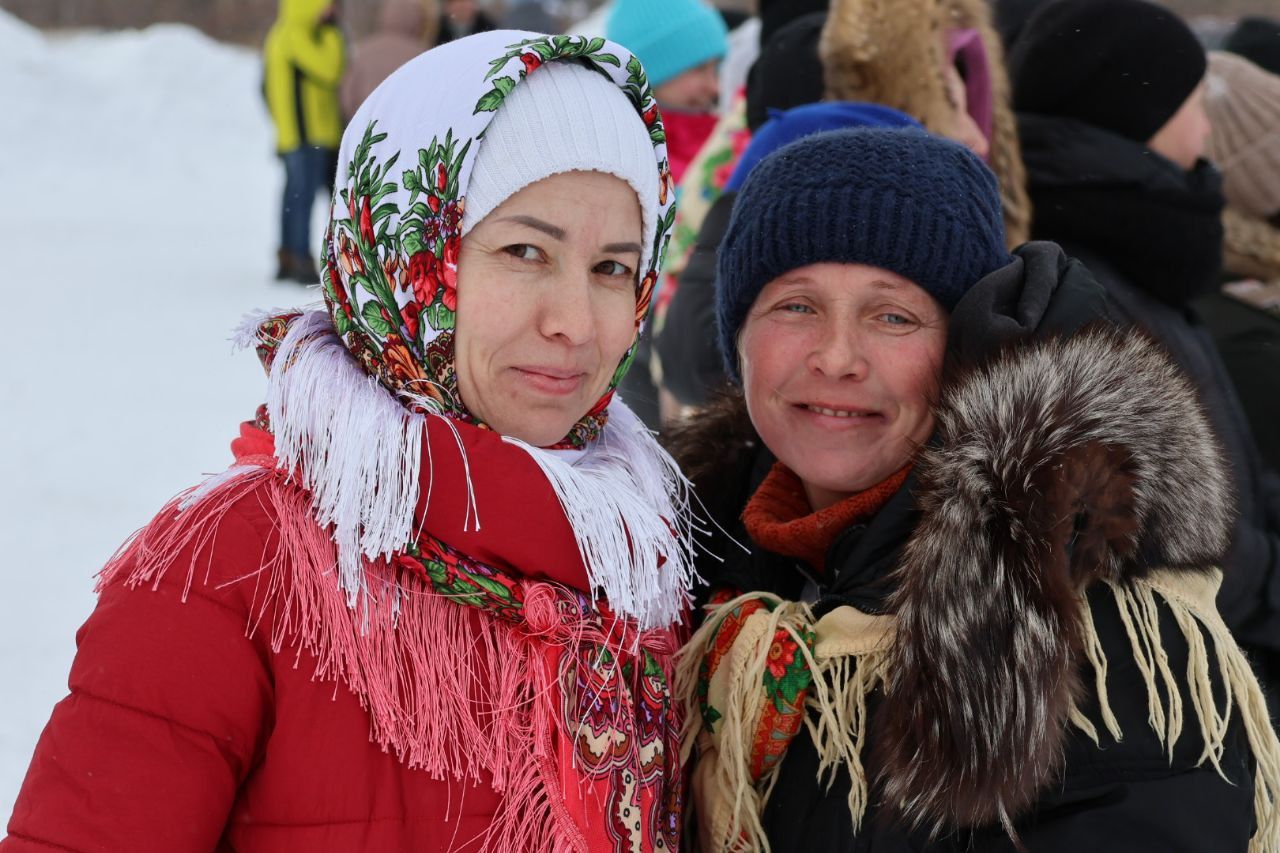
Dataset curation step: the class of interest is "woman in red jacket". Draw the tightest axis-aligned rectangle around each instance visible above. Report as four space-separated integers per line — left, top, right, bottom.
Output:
3 30 691 853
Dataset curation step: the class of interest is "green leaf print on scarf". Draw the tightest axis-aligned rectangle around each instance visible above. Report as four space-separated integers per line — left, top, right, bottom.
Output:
476 35 624 115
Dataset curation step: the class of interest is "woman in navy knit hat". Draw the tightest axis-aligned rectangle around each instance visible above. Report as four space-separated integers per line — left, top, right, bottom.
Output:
669 127 1280 851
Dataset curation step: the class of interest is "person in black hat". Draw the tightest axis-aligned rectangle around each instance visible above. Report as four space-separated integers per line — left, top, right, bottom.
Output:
1010 0 1280 709
1224 16 1280 77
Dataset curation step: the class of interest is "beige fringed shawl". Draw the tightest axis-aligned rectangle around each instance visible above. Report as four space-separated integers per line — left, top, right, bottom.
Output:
679 568 1280 852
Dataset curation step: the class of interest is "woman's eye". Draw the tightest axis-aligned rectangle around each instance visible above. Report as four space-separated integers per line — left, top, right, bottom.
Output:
778 302 814 314
595 259 632 277
503 244 541 261
881 313 911 325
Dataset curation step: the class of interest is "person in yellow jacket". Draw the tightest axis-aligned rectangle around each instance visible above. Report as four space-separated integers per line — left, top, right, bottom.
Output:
264 0 345 282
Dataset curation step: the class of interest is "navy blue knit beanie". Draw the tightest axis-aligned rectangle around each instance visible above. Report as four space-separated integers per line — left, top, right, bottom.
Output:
716 126 1010 381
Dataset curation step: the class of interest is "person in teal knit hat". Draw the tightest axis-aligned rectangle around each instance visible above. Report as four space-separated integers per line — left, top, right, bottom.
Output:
606 0 728 181
605 0 730 426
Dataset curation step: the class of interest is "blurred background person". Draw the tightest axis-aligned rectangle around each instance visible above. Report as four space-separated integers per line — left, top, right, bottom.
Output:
500 0 561 33
264 0 345 283
1224 15 1280 75
1010 0 1280 708
1198 49 1280 470
605 0 728 427
661 5 827 338
605 0 728 183
436 0 495 44
340 0 437 123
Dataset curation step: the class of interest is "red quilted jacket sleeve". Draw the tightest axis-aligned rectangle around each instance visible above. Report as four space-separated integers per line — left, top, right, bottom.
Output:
2 506 274 852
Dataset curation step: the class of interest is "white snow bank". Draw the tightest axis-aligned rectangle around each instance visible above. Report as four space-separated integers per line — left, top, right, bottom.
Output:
0 10 317 819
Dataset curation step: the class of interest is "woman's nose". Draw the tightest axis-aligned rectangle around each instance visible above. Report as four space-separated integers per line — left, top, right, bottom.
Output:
807 322 869 379
538 271 596 345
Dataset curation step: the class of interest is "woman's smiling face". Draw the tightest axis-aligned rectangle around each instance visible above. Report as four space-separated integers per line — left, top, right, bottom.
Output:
739 262 948 510
454 170 642 447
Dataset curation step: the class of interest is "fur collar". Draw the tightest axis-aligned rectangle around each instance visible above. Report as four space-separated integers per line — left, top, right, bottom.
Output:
670 325 1233 834
875 326 1231 835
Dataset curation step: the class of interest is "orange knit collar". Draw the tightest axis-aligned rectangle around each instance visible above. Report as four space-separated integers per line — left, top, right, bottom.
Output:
742 462 911 572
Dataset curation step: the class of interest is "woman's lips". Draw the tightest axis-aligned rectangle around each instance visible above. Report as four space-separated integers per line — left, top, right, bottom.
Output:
791 401 884 426
512 365 587 396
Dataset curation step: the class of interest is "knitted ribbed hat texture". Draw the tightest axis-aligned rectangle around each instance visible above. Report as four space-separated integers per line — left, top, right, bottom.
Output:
461 61 659 259
1206 51 1280 219
727 101 921 192
605 0 728 88
1008 0 1205 143
716 127 1010 381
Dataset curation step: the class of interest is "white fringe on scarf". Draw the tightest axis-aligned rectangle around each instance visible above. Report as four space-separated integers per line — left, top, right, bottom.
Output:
222 307 695 630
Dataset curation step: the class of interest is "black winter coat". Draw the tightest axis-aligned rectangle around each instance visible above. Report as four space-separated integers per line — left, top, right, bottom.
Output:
1019 113 1280 668
654 191 737 408
1196 290 1280 471
670 244 1269 852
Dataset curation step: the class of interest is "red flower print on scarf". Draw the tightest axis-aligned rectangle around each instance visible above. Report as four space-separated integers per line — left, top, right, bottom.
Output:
394 552 427 580
328 263 353 319
636 271 657 321
408 251 441 305
407 243 459 312
442 199 462 235
383 332 427 386
766 628 798 680
520 52 542 74
359 197 375 245
402 299 422 341
338 232 365 276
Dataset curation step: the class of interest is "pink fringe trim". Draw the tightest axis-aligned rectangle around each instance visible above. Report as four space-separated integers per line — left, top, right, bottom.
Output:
97 464 681 852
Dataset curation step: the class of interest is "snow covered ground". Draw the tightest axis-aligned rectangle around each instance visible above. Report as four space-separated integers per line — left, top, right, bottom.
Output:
0 12 322 818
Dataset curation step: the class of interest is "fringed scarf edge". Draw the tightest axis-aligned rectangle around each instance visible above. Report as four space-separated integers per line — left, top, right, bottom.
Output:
675 592 895 852
235 307 698 631
678 574 1280 852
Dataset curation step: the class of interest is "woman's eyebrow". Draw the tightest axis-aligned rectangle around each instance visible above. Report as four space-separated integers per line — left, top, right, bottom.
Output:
497 215 565 240
495 217 640 255
870 278 905 290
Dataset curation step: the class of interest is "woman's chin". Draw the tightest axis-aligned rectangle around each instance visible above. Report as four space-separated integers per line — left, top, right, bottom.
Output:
482 399 586 447
789 454 900 498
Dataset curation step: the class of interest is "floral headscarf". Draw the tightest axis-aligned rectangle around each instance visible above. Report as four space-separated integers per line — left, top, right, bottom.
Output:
322 30 677 449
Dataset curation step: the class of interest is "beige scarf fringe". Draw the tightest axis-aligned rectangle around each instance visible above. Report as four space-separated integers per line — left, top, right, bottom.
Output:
676 593 895 852
681 569 1280 852
1075 569 1280 853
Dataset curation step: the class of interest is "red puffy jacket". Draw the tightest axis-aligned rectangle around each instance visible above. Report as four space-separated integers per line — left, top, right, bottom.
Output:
3 419 591 852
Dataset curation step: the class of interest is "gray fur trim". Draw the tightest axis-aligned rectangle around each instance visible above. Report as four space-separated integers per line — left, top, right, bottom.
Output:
876 327 1232 838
